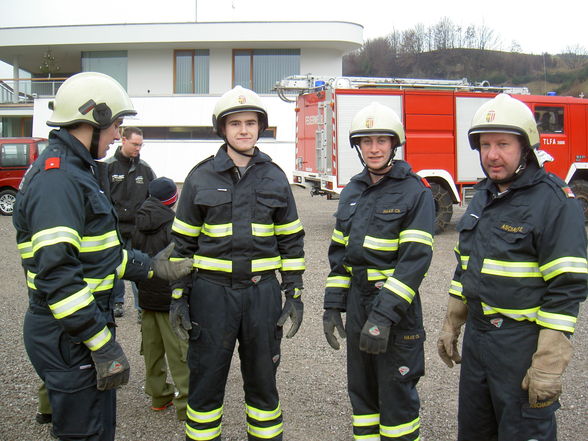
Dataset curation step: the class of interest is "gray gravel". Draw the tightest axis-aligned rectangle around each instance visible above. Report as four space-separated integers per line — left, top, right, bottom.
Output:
0 185 586 441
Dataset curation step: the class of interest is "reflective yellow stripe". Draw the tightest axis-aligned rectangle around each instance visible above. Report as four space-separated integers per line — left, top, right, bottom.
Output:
80 231 119 252
352 413 380 427
116 249 128 278
481 259 541 277
31 226 81 253
172 217 202 237
194 255 232 272
247 422 283 439
399 229 433 247
343 265 353 275
49 286 94 319
380 416 420 438
537 310 577 333
84 326 112 351
326 275 351 289
252 256 282 272
292 288 302 299
540 257 588 281
281 257 305 271
172 288 183 299
460 255 469 271
448 280 463 298
367 268 395 281
331 229 348 245
187 404 223 423
202 222 232 238
17 241 34 259
383 277 415 303
274 219 303 235
353 435 380 441
84 275 115 293
245 402 282 422
363 235 399 251
482 302 539 321
185 424 222 441
252 223 274 237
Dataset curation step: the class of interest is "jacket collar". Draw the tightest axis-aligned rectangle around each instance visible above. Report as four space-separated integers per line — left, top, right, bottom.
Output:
476 162 545 195
51 128 96 167
352 160 413 186
114 145 138 165
212 144 272 173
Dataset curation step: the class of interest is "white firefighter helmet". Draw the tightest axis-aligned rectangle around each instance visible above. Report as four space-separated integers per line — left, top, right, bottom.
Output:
349 102 405 148
212 86 268 136
468 93 551 166
47 72 136 129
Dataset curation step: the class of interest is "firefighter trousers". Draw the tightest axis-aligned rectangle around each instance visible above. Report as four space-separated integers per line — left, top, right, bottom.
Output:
458 316 559 441
24 306 116 441
346 284 424 441
185 276 284 441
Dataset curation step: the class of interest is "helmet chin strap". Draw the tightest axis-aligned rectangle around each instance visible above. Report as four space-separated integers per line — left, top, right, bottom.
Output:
354 146 396 176
226 140 255 158
90 127 101 159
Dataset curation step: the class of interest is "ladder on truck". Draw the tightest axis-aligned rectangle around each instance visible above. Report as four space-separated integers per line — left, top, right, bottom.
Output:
274 74 530 102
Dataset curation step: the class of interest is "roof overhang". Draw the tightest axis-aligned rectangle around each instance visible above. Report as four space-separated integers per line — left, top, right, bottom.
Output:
0 21 363 74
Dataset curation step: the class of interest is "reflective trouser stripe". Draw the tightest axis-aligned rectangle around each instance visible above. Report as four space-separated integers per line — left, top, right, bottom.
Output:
246 402 282 421
187 404 223 423
186 404 223 440
185 424 222 441
380 416 420 438
247 422 283 439
326 275 351 288
353 413 380 426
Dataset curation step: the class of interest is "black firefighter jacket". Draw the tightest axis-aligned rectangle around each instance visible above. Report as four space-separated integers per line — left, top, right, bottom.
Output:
13 129 152 351
104 146 155 239
132 197 175 312
448 162 588 334
171 145 305 291
324 160 435 326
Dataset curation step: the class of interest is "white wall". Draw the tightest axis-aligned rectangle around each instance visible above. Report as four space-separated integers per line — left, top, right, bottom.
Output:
127 49 174 96
300 48 344 77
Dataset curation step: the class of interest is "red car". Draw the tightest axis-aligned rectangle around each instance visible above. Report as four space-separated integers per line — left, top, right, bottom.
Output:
0 137 48 215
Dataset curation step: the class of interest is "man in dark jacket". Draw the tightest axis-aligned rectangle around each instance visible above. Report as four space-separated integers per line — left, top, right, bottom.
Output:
105 127 156 317
132 177 189 421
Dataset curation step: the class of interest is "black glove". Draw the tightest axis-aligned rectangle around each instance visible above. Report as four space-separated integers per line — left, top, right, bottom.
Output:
359 315 391 355
277 289 304 338
91 339 130 391
169 294 192 341
323 309 346 350
151 243 193 281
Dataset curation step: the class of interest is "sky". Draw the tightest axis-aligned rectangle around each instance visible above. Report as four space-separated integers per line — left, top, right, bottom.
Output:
0 0 586 74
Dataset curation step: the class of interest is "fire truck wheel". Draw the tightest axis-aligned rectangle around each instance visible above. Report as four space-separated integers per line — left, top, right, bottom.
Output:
570 179 588 223
0 189 17 216
430 182 453 234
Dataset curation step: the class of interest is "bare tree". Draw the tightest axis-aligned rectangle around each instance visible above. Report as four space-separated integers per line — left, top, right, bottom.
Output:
477 23 500 50
432 17 456 50
560 45 588 69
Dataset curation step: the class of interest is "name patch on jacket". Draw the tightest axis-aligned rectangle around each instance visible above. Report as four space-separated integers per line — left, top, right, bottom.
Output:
381 208 402 214
111 174 125 182
500 224 526 234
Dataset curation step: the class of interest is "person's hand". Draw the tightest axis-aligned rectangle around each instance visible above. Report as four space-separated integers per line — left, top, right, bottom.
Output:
437 296 468 368
277 289 304 338
323 309 346 350
169 295 192 341
359 318 390 354
91 340 130 391
151 243 193 281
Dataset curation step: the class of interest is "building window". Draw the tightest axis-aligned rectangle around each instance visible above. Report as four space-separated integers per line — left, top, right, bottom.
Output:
136 126 276 140
535 106 564 134
81 51 128 89
174 50 209 94
233 49 300 94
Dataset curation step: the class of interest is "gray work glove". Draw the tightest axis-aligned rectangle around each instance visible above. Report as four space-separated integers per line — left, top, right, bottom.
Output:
359 314 391 355
437 296 468 368
91 339 130 391
323 309 346 350
151 243 193 281
277 289 304 338
169 294 192 341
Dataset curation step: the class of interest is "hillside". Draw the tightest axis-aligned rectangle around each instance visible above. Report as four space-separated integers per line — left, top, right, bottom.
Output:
343 47 588 97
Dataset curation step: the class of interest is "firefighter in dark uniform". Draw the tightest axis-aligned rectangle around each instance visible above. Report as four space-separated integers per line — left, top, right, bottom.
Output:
323 102 434 441
437 93 588 441
169 86 305 441
13 72 193 441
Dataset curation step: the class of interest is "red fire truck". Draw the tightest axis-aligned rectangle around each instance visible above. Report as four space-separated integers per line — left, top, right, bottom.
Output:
275 75 588 233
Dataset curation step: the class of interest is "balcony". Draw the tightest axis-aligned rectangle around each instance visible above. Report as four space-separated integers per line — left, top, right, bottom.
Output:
0 77 66 105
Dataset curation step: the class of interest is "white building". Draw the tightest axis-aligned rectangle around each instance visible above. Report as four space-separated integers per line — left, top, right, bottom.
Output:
0 20 362 181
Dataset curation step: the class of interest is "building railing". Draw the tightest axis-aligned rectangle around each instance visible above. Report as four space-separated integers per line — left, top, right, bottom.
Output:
0 77 67 104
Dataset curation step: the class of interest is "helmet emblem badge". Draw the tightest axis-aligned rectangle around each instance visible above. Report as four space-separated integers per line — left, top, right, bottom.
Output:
238 95 247 104
485 110 496 122
365 117 374 128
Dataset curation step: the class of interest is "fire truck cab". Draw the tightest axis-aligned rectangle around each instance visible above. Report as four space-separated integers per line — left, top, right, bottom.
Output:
276 75 588 233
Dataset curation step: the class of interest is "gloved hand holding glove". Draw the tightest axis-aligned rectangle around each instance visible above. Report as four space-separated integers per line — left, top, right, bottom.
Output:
359 312 391 354
323 308 346 350
521 328 573 406
91 339 130 391
151 243 193 281
277 289 304 338
169 290 192 341
437 296 468 368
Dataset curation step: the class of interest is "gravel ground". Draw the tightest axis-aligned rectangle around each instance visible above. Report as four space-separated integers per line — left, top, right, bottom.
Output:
0 185 586 441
